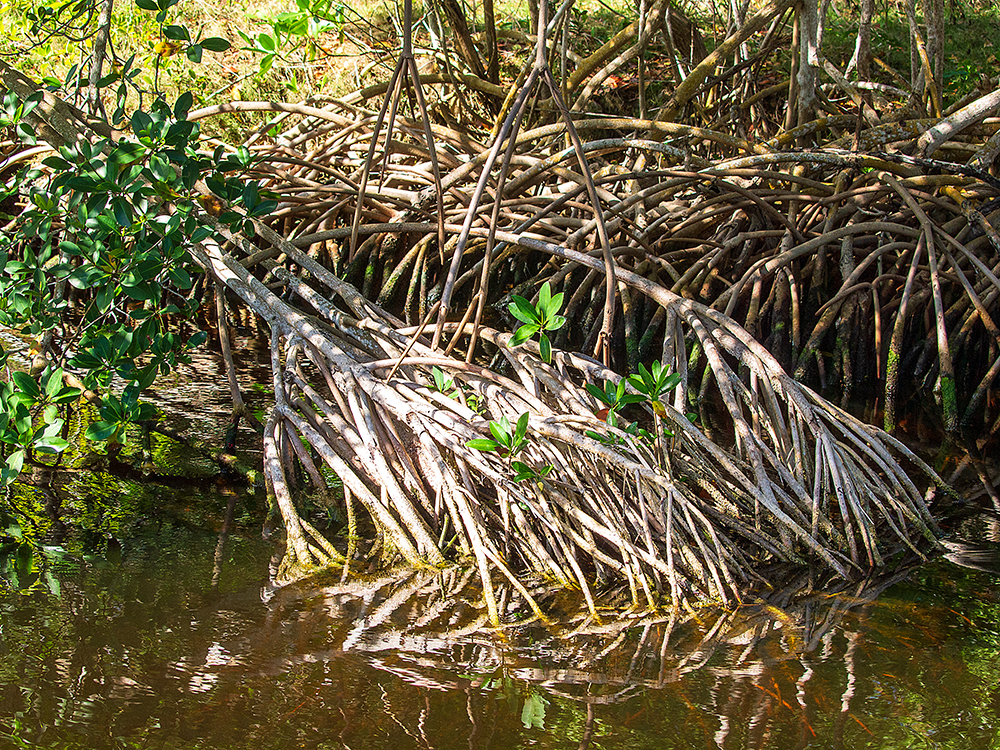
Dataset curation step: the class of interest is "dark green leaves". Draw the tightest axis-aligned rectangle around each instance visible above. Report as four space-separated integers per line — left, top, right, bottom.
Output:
10 371 40 401
467 413 553 484
85 384 159 445
133 0 180 22
628 360 682 414
163 24 189 40
0 367 81 482
585 379 646 417
173 92 193 120
0 34 227 489
467 412 529 458
200 37 231 52
430 366 455 396
507 281 566 363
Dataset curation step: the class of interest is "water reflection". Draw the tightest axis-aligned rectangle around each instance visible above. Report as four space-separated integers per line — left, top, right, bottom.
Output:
3 491 1000 750
2 344 999 749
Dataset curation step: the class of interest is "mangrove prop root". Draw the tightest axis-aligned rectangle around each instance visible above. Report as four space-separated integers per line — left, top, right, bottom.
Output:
11 52 998 621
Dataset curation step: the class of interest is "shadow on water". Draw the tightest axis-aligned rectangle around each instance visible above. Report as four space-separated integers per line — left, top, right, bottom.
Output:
2 346 1000 748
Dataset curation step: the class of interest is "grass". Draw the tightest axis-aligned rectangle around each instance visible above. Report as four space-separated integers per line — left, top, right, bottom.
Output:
0 0 642 100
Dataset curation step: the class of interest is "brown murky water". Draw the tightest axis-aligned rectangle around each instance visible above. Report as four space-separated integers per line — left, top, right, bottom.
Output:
2 347 1000 749
4 509 1000 750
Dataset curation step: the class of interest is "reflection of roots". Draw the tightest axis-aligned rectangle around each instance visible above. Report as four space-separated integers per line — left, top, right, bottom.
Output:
261 564 913 705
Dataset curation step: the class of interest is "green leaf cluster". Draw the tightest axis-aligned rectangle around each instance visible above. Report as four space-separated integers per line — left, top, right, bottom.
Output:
585 378 646 422
508 281 567 363
510 460 553 484
0 90 41 146
85 383 158 443
137 0 230 64
0 364 81 485
430 366 455 396
466 412 553 484
239 0 349 79
627 360 682 413
584 363 693 451
0 83 253 486
467 413 530 458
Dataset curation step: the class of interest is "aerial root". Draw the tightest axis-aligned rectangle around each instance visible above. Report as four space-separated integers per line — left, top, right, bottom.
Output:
193 228 944 621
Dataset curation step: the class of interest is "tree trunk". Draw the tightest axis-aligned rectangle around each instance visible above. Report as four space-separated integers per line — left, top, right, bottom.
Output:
437 0 487 82
796 0 822 126
848 0 873 80
87 0 114 116
925 0 945 111
483 0 499 84
908 0 920 87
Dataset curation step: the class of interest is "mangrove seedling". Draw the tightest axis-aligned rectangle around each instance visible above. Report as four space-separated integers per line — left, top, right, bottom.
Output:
511 460 553 486
586 378 646 423
625 361 686 466
430 366 456 397
467 412 553 484
627 360 682 416
508 282 566 363
467 412 530 458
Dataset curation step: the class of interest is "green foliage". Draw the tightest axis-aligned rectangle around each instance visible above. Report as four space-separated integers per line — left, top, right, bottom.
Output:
823 5 1000 104
467 412 553 483
585 378 645 423
138 0 230 66
627 360 681 415
584 363 693 452
239 0 348 83
0 47 268 485
429 365 459 399
585 413 656 446
508 281 566 363
510 460 552 484
429 365 486 413
85 382 158 443
0 92 207 461
0 89 41 146
0 364 81 484
2 0 231 119
467 412 530 458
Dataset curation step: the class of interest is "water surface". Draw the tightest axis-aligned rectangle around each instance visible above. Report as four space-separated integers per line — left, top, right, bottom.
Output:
2 489 1000 750
2 345 999 749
